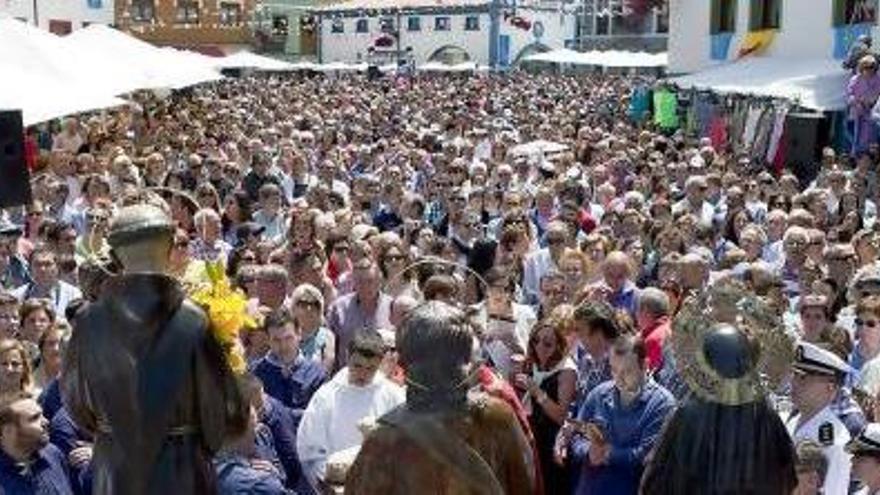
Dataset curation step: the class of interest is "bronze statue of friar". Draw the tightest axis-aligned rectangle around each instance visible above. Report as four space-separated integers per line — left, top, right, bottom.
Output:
61 202 248 495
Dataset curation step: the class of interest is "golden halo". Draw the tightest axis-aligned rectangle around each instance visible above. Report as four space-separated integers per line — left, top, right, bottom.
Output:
672 280 795 406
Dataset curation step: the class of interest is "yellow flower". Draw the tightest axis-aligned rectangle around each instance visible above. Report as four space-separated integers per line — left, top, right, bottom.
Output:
189 260 257 374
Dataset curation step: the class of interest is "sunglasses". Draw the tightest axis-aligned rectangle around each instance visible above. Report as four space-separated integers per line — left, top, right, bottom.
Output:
385 254 405 262
856 318 879 329
296 300 321 310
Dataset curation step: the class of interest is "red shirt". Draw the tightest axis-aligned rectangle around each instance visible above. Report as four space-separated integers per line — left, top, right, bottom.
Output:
24 133 38 171
641 316 671 371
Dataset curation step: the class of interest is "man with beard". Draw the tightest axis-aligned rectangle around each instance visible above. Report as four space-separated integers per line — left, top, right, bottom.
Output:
0 392 73 494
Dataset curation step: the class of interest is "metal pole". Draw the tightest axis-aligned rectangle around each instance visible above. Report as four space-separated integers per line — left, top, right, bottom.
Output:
488 0 500 68
32 0 38 27
316 13 322 63
396 9 401 67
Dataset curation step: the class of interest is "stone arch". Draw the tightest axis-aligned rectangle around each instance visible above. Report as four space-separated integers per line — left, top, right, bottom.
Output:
427 45 472 65
512 42 551 65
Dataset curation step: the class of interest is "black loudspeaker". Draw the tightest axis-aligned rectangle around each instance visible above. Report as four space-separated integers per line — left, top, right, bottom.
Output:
367 65 381 80
783 112 828 187
0 110 31 208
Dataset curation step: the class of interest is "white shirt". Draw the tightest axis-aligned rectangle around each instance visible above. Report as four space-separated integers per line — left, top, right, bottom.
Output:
786 405 852 495
858 355 880 396
296 367 405 488
522 248 555 306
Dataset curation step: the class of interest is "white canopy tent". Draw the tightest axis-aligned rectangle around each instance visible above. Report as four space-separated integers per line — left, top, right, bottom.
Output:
417 61 488 72
66 24 222 91
214 50 301 71
0 18 126 125
0 68 127 126
669 57 848 111
523 48 585 64
523 49 667 68
314 61 369 72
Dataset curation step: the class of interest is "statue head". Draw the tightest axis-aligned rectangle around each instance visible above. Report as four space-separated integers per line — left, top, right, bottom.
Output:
397 301 477 412
108 203 175 274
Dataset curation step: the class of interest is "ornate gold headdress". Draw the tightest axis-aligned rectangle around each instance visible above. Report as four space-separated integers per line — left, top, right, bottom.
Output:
672 280 795 406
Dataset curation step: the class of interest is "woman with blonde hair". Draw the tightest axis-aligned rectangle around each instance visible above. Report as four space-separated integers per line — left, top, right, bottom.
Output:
0 338 33 396
559 248 591 299
290 283 336 373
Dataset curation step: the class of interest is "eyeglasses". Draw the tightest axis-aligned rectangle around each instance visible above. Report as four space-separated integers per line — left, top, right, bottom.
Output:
385 254 405 262
856 318 879 329
547 237 565 245
296 300 321 310
333 245 350 253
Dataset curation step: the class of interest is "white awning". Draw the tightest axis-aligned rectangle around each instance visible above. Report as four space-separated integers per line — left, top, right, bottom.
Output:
524 49 667 68
0 18 126 124
669 57 848 111
66 24 222 91
215 51 302 71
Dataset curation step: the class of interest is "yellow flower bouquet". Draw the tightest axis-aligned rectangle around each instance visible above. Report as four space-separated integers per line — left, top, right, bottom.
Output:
190 260 257 374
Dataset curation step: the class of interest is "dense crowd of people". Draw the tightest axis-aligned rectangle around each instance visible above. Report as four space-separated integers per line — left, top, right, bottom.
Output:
2 69 880 494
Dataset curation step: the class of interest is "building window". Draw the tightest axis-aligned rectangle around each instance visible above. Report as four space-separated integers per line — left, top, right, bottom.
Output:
435 16 450 31
130 0 155 22
655 5 669 33
86 0 102 9
596 15 609 35
833 0 877 25
331 18 344 33
356 18 369 33
219 2 242 26
749 0 781 30
380 17 395 33
464 15 479 31
175 1 200 24
407 16 421 31
48 19 72 35
711 0 737 33
272 15 288 35
594 0 610 34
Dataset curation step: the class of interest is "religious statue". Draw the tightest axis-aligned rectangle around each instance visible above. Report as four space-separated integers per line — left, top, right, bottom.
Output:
640 281 798 495
344 300 537 495
61 202 248 494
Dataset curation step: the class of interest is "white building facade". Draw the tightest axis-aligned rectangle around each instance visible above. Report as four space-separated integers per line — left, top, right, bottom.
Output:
669 0 878 73
316 0 576 67
0 0 114 34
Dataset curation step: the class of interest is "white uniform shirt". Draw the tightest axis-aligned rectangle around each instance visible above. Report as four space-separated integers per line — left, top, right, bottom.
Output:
296 367 405 488
786 405 852 495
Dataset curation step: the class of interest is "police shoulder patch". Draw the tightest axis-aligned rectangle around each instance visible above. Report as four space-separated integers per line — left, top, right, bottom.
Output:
818 422 834 446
